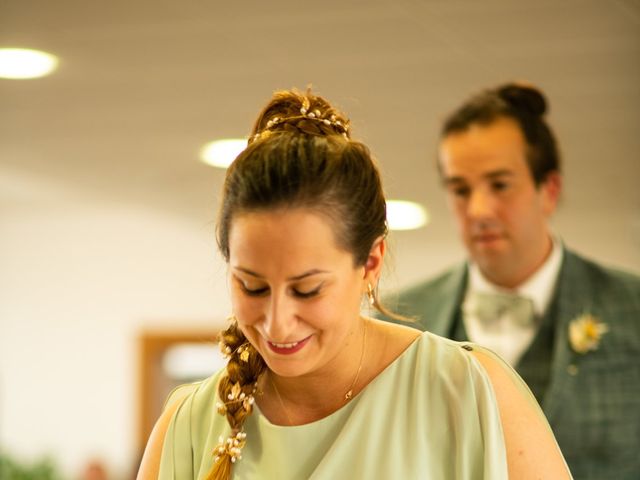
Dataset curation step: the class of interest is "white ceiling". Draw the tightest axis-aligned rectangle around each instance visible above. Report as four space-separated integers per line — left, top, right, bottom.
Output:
2 0 639 276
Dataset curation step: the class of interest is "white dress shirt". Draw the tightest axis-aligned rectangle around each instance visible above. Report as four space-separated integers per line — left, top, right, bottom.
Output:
462 238 564 366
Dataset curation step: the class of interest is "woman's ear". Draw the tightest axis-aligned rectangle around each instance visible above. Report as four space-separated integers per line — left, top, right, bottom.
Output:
363 237 385 285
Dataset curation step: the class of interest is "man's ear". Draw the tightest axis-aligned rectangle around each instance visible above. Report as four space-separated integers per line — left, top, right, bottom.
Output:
363 237 385 286
540 171 562 215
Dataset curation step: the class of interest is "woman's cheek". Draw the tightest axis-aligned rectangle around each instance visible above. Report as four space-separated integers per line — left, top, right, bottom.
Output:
231 292 261 325
303 299 338 328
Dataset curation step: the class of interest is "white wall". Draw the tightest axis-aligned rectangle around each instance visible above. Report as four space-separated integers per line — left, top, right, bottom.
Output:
0 177 232 478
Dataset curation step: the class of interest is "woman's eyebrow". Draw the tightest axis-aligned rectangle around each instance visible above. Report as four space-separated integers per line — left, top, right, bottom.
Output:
287 269 329 281
232 266 328 281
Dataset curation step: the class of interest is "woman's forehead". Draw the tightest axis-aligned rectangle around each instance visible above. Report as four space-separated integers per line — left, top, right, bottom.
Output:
227 208 355 269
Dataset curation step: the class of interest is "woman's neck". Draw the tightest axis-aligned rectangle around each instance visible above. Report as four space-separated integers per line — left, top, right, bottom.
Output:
258 318 370 425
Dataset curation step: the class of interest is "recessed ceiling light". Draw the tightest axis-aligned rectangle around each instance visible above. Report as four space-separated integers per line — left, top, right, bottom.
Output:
0 48 58 79
200 138 248 168
386 200 429 231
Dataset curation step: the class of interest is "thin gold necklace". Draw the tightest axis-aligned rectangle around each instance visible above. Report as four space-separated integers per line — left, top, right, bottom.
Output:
270 375 294 426
268 319 368 425
345 318 367 400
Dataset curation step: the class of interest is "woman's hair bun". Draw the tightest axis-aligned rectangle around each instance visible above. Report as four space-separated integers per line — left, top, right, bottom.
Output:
497 82 547 117
250 88 351 142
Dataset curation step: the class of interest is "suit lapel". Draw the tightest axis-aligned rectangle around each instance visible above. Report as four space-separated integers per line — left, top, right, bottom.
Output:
428 263 468 337
541 249 583 421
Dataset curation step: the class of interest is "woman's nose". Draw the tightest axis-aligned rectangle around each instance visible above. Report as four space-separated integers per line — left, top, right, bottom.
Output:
262 293 298 341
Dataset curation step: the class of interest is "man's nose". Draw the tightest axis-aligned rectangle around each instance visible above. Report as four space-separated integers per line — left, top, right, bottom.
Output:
467 188 496 220
262 293 297 341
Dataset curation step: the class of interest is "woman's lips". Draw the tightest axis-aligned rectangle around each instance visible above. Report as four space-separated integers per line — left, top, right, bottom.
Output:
266 335 312 355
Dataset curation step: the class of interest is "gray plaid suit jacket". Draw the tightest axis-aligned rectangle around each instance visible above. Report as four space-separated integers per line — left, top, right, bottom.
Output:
386 248 640 479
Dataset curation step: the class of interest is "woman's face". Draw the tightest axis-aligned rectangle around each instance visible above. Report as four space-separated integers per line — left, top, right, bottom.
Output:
228 208 371 380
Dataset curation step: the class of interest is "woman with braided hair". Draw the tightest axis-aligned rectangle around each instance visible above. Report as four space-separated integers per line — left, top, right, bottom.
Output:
138 89 571 479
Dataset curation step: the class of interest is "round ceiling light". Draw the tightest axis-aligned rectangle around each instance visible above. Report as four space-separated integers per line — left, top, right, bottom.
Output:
0 48 59 79
200 138 248 168
386 200 429 231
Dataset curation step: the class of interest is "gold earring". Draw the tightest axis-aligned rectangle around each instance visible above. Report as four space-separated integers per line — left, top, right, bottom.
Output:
367 283 375 306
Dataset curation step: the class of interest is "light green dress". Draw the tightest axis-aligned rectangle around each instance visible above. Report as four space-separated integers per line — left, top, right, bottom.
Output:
159 331 548 479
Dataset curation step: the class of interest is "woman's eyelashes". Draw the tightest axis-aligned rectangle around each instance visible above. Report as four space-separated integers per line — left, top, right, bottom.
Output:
236 278 323 298
292 284 323 298
240 284 269 296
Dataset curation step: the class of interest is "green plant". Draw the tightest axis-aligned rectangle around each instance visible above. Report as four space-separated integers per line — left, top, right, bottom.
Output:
0 451 64 480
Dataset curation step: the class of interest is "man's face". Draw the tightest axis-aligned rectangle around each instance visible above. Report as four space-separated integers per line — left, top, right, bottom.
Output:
438 117 560 288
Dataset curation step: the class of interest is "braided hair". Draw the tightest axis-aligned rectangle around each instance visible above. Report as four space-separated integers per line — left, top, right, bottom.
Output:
207 322 265 479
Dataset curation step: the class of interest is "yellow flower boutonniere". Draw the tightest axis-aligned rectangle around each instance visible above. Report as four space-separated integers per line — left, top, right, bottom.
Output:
569 313 609 354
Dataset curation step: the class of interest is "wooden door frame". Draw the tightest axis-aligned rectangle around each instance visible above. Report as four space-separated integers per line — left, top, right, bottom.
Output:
137 328 219 455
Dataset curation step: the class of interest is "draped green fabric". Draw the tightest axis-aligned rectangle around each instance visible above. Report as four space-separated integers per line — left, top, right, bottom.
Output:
159 332 551 479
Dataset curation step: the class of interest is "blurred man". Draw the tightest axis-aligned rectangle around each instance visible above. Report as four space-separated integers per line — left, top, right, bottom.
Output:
391 83 640 479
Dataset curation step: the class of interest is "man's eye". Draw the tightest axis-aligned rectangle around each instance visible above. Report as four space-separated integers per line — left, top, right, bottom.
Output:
451 186 470 198
491 181 508 192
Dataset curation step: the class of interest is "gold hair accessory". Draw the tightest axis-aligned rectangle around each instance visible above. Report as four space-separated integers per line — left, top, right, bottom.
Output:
218 316 252 361
253 106 350 142
216 382 257 416
237 344 251 363
219 338 233 359
218 338 252 360
213 430 247 464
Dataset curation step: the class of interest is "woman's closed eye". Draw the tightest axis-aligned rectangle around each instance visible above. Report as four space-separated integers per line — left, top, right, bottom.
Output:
236 279 323 298
238 280 269 296
292 283 323 298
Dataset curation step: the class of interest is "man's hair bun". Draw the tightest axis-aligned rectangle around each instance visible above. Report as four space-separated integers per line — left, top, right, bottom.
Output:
497 83 547 117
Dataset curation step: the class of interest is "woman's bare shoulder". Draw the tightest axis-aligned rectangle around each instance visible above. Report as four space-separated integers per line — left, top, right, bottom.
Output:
136 392 190 480
470 348 572 479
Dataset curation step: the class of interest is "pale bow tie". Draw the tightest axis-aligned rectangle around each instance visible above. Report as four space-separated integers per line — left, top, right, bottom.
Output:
464 291 535 328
